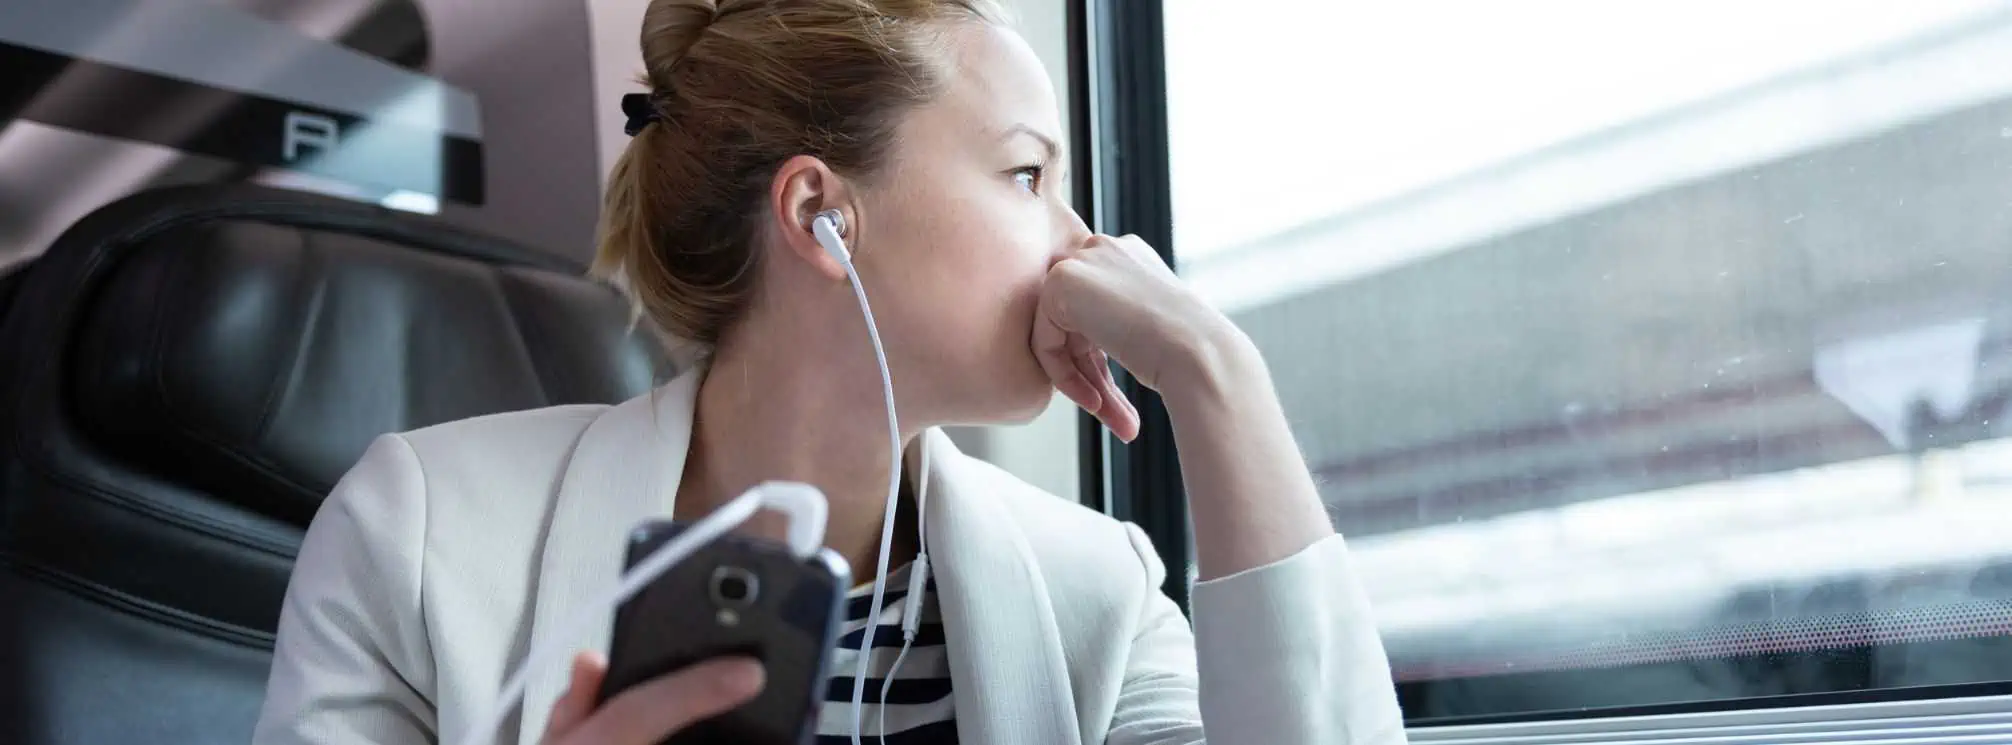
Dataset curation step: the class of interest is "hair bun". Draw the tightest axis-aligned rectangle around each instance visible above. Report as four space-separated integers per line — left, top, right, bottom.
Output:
639 0 719 85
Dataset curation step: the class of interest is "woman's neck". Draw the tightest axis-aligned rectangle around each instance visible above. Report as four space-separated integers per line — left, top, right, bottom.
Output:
672 341 922 582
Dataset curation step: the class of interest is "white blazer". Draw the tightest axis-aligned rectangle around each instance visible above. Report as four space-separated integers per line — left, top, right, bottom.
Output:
252 365 1408 745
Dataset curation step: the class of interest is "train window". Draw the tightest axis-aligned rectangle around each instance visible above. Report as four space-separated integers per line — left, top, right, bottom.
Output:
1162 0 2012 725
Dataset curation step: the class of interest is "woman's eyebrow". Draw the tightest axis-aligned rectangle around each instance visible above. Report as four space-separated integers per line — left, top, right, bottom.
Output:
997 122 1061 163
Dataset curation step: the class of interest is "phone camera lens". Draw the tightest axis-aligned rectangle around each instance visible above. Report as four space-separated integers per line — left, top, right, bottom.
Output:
710 566 759 608
718 575 750 601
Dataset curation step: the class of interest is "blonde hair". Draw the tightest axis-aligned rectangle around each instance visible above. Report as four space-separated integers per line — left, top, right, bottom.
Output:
595 0 1005 348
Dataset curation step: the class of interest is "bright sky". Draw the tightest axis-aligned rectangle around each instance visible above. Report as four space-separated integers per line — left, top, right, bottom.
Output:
1163 0 2012 260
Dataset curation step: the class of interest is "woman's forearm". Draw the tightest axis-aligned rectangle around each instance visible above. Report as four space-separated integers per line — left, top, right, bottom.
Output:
1160 326 1336 582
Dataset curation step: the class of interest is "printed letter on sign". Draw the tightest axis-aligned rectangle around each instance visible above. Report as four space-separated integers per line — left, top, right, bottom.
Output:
283 111 340 161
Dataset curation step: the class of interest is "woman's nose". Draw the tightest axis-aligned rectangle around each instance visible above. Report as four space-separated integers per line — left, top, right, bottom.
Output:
1056 204 1093 253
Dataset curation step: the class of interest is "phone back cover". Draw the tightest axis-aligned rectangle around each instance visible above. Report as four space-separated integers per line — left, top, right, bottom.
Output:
601 521 850 745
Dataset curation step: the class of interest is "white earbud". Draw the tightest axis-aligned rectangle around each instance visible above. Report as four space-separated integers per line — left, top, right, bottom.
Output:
811 209 851 265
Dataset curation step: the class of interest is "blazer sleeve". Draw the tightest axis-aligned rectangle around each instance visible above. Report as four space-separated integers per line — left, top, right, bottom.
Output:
1104 526 1407 745
253 433 439 744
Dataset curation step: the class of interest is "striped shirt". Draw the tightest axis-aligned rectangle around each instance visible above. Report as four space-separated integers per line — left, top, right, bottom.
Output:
815 561 958 744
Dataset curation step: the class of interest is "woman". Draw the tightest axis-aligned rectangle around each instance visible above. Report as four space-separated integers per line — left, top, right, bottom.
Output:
252 0 1406 743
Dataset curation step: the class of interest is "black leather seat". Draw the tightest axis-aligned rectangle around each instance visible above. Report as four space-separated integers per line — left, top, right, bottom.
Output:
0 268 21 328
0 184 665 744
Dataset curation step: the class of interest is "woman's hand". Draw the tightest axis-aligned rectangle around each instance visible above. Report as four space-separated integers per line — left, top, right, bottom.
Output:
541 652 763 745
1035 233 1333 578
1033 233 1247 440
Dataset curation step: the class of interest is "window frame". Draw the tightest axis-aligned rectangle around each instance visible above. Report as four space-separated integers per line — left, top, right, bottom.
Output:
1069 0 1192 613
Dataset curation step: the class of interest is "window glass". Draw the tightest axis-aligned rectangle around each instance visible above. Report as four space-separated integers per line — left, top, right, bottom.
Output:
1166 0 2012 721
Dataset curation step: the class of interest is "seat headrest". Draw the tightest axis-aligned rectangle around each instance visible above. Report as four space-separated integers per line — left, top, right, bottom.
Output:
24 186 663 523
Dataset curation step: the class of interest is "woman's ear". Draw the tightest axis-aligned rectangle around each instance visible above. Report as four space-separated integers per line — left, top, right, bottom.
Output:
770 154 854 282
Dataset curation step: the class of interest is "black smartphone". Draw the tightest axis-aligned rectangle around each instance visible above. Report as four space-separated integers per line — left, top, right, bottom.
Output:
599 519 851 745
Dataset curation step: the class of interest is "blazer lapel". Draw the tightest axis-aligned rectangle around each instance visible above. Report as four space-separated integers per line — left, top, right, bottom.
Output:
516 369 702 745
509 385 1081 745
921 430 1083 745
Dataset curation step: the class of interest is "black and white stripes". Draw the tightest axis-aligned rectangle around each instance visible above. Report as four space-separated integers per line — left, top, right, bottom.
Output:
816 562 958 745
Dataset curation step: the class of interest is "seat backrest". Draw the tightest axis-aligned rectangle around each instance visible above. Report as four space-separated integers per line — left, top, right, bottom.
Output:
0 184 665 744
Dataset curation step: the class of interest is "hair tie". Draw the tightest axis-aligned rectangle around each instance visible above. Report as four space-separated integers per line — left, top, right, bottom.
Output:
621 93 661 136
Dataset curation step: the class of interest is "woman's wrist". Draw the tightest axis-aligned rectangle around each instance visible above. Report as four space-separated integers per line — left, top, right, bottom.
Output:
1159 316 1265 414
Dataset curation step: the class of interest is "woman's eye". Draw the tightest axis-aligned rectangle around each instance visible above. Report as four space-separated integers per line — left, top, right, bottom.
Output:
1012 166 1043 193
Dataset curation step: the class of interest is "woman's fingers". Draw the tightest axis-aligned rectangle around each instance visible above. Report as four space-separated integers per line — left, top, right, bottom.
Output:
1034 289 1103 415
1076 345 1139 441
1066 336 1137 442
1036 256 1148 435
540 652 606 742
546 656 765 745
